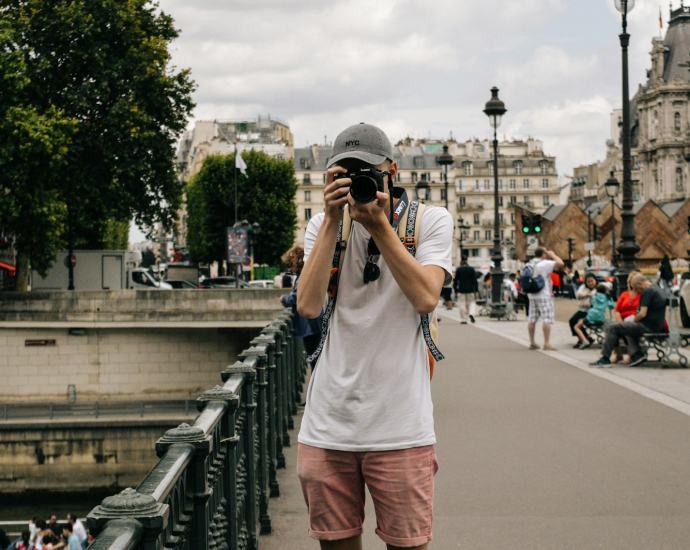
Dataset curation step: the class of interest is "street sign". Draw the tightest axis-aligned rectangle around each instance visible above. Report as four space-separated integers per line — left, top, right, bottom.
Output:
63 254 77 268
152 237 175 243
527 236 538 247
584 242 595 251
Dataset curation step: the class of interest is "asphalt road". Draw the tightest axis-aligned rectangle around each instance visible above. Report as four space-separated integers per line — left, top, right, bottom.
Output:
261 313 690 549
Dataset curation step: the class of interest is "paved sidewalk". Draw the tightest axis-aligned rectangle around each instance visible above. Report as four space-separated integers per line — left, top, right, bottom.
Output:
260 311 690 549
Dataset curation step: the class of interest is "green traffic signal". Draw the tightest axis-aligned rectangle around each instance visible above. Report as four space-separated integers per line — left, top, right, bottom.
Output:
533 215 542 234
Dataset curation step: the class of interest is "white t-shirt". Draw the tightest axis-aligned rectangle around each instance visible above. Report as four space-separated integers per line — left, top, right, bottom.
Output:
299 206 453 452
527 259 556 301
73 520 87 543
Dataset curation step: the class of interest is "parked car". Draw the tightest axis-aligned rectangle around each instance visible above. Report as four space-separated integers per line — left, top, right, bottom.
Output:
247 279 275 289
166 280 199 289
198 277 251 289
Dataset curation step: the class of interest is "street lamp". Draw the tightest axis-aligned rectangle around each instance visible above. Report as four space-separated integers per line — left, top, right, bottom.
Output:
457 217 471 261
437 144 454 210
612 0 640 294
586 206 601 268
415 179 431 202
605 171 620 271
484 86 507 318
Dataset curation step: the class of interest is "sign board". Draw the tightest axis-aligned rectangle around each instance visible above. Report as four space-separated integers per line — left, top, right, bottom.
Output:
227 227 249 265
584 242 595 251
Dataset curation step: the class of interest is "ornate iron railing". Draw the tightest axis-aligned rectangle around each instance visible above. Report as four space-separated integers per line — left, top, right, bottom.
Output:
86 310 307 550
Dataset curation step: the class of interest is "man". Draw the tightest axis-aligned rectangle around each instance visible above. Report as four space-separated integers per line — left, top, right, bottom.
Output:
66 515 87 550
506 273 519 302
62 523 81 550
48 516 61 538
454 255 478 324
591 275 667 367
527 247 564 351
296 123 453 550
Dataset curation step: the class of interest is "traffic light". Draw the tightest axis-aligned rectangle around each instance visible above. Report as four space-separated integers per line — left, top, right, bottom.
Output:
593 225 599 240
687 216 690 235
521 214 531 234
532 214 542 234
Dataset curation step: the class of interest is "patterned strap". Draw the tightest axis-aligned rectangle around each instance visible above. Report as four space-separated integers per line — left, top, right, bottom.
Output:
405 201 445 362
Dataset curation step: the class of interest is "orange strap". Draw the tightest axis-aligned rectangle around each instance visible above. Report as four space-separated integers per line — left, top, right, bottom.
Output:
427 349 435 380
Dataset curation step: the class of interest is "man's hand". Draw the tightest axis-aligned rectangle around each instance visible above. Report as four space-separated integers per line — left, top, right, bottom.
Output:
323 166 351 222
347 191 389 233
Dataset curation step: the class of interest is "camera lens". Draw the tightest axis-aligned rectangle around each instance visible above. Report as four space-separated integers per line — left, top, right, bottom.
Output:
350 175 378 204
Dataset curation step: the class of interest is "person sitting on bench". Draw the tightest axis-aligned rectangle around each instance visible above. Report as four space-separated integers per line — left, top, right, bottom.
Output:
573 283 614 349
591 275 667 368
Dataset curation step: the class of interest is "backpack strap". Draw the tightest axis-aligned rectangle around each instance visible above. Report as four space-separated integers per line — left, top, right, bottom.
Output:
404 202 445 363
307 208 352 365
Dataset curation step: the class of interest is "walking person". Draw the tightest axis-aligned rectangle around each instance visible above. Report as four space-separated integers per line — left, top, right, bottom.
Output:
526 247 564 351
591 275 667 367
454 255 478 324
296 123 453 549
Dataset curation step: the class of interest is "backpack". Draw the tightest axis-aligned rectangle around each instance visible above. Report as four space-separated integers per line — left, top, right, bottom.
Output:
308 200 443 379
519 262 545 294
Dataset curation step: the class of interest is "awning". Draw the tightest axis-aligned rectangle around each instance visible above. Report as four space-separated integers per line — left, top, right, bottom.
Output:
0 261 16 276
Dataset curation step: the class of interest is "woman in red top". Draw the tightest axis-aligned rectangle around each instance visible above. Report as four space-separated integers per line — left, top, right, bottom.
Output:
612 270 642 363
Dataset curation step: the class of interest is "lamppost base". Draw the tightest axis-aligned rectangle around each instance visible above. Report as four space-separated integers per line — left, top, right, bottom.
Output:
489 302 507 319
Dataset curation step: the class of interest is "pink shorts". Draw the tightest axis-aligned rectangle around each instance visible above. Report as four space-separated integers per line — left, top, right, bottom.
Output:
297 443 439 547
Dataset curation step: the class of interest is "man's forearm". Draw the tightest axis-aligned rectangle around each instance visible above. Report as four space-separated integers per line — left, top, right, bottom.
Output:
297 218 340 319
369 221 443 315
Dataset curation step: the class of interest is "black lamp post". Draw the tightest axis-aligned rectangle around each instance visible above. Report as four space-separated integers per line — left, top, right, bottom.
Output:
415 180 431 203
484 87 507 318
605 171 620 270
613 0 640 294
457 217 471 261
438 144 454 210
586 206 601 268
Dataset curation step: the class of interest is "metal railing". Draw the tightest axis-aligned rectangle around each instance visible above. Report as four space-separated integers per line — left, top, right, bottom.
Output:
0 400 194 421
85 311 306 550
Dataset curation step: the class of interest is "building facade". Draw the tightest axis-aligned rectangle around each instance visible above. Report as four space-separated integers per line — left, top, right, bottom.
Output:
294 137 560 268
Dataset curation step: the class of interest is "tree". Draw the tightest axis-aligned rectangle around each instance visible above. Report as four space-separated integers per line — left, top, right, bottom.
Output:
0 0 195 286
186 151 299 271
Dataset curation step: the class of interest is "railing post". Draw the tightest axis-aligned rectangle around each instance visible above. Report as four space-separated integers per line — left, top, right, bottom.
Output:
87 488 168 550
262 325 289 463
239 346 272 535
156 423 212 550
198 385 240 550
222 361 259 550
250 334 280 497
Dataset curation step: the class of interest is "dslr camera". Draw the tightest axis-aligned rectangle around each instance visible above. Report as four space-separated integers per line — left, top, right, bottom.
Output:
334 168 387 204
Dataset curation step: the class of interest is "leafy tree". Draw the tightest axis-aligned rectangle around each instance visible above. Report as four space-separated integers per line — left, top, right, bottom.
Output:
102 219 130 250
186 151 298 270
0 0 195 286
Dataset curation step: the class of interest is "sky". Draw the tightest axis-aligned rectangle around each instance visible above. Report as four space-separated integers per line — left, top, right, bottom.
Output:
132 0 674 243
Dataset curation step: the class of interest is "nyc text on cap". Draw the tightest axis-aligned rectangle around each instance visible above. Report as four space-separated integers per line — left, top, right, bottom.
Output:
327 123 393 168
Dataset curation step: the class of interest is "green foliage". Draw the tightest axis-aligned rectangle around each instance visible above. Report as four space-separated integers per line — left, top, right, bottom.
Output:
0 0 195 279
102 219 130 250
186 151 299 267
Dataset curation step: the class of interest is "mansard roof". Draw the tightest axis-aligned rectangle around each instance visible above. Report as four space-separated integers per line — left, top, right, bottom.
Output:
663 6 690 83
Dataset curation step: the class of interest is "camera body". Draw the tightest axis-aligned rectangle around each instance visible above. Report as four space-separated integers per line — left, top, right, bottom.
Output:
334 168 386 204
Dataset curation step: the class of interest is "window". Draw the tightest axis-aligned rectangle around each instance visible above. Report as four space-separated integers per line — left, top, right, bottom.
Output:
677 167 684 191
515 162 523 175
500 230 504 241
484 179 491 190
473 213 480 225
542 195 550 207
675 112 682 134
471 248 480 257
464 162 473 176
510 213 515 224
499 214 504 225
540 162 549 175
498 196 503 207
509 179 516 189
511 230 516 241
323 173 327 183
458 196 466 207
305 190 311 203
523 179 530 189
541 178 549 189
421 172 431 182
305 208 312 221
395 172 401 183
441 188 447 201
473 230 480 241
485 230 492 241
510 196 517 205
488 162 494 175
523 196 529 204
303 174 311 184
412 172 418 183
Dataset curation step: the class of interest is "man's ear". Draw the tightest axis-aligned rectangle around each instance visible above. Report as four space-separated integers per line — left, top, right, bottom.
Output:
387 161 398 179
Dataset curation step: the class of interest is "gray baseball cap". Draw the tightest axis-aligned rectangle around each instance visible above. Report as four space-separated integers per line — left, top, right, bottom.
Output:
327 123 393 168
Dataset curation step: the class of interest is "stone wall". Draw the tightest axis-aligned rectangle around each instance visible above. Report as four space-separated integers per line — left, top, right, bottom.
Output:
0 327 260 402
0 418 191 493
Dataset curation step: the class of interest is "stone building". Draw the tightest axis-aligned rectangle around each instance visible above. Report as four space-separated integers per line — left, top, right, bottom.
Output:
294 137 561 267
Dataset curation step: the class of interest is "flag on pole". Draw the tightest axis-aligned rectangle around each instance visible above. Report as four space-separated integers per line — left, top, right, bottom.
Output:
660 6 663 31
235 151 247 175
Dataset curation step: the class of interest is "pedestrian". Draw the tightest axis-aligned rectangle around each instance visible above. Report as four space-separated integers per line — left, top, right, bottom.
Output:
482 271 491 299
48 516 61 538
32 520 57 550
441 280 453 310
65 516 86 550
591 275 667 367
526 247 565 351
611 270 642 364
573 283 614 348
13 531 31 550
295 123 452 549
454 255 478 324
280 245 322 368
551 270 561 297
657 254 674 296
569 273 597 347
62 523 80 550
505 273 519 302
272 271 282 289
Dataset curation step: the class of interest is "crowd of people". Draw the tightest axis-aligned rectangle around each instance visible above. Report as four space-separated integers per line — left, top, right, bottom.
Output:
0 515 88 550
